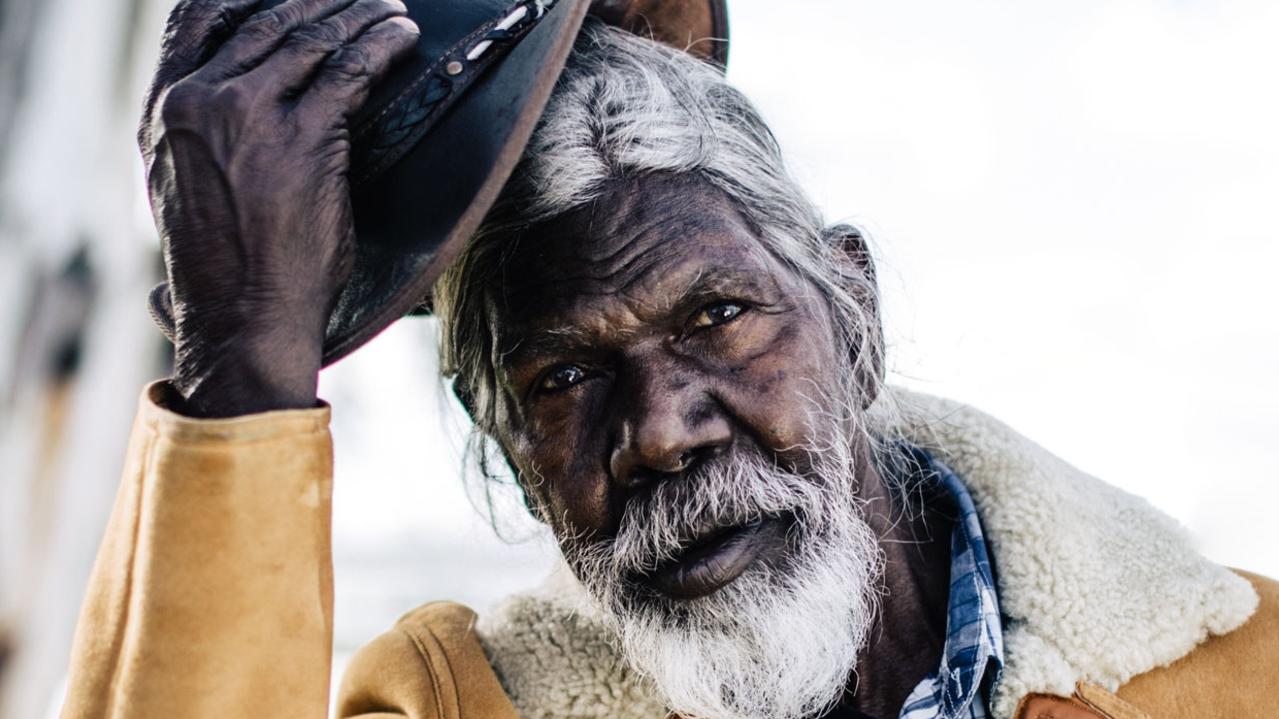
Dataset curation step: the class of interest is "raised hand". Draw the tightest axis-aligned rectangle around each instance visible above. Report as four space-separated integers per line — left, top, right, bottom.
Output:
141 0 419 417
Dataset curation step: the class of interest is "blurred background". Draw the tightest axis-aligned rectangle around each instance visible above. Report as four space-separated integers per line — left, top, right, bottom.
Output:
1 0 1276 716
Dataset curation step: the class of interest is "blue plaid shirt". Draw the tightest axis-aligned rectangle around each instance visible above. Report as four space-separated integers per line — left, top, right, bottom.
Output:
897 446 1004 719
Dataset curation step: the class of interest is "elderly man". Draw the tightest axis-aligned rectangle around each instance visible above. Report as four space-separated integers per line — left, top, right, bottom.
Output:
61 0 1277 718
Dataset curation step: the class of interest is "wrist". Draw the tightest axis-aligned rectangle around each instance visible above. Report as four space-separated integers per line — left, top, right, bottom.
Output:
173 334 323 418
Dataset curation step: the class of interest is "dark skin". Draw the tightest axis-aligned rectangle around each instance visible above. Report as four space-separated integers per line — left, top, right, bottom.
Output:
141 0 420 417
148 4 952 714
487 174 953 717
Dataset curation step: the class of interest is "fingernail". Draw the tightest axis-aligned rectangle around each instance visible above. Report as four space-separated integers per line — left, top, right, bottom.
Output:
386 0 408 12
388 15 419 33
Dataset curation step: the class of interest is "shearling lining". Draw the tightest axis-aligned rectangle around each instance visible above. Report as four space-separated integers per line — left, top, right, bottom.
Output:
476 388 1259 719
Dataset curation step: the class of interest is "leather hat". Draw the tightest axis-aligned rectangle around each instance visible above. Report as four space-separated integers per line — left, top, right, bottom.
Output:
149 0 729 365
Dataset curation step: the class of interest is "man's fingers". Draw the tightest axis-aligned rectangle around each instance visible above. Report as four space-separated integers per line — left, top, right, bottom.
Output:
199 0 360 80
301 15 419 116
142 0 261 155
252 0 412 91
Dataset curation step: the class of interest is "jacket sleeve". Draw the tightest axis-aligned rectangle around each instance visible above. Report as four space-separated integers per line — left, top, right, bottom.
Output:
60 381 336 718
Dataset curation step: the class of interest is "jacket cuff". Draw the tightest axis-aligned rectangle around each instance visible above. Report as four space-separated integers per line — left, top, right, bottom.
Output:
141 379 331 443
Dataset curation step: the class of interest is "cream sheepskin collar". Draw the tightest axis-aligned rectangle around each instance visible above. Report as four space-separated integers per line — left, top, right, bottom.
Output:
476 389 1258 719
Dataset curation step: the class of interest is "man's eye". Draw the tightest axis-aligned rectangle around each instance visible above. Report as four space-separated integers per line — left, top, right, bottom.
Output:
540 365 587 392
693 302 746 329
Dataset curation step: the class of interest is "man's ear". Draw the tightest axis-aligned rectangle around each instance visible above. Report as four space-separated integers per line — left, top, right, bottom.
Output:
824 224 885 409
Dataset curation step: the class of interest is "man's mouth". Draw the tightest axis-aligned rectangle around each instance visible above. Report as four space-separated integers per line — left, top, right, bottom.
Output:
644 515 790 600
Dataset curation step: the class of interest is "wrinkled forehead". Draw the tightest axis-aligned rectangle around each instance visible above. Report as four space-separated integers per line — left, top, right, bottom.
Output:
487 173 781 329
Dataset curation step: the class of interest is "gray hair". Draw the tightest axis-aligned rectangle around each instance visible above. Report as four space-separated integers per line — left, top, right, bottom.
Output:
434 20 890 489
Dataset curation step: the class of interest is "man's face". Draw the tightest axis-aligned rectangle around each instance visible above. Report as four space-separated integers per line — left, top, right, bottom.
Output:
492 173 841 558
487 173 882 718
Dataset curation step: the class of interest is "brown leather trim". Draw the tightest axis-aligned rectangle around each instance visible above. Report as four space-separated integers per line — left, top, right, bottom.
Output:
395 601 520 719
1074 681 1150 719
1015 693 1108 719
401 626 454 719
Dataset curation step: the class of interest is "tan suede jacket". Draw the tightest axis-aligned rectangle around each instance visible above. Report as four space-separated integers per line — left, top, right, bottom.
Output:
60 384 1279 719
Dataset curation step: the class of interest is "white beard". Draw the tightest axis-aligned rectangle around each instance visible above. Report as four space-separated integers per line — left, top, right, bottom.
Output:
565 436 884 719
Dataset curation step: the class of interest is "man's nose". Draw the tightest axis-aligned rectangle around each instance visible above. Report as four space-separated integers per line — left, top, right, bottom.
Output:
608 380 732 490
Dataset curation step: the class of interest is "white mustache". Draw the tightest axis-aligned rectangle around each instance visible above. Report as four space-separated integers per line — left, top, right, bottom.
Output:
567 447 834 601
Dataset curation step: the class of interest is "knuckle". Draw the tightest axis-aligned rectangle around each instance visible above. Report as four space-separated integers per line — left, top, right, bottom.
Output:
210 5 237 37
157 82 205 126
326 46 372 79
268 3 303 31
208 82 259 117
241 6 292 41
159 78 257 129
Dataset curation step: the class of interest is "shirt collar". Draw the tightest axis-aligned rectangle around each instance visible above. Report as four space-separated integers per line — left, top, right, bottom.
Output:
898 445 1005 719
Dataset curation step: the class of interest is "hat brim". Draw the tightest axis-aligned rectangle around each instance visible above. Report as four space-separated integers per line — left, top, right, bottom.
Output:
324 0 592 365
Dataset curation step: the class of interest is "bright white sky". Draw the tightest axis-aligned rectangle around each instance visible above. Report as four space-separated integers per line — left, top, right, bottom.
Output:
319 0 1279 650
